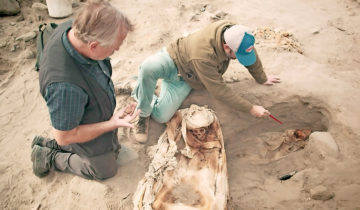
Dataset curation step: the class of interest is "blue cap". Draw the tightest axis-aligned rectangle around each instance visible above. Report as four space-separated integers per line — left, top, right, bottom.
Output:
235 32 256 66
224 25 257 66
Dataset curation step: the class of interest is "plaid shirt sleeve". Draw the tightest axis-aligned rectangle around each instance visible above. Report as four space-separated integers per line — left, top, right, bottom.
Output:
44 82 88 131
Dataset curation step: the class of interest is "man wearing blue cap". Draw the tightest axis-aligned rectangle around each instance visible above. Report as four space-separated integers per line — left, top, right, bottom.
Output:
129 20 280 143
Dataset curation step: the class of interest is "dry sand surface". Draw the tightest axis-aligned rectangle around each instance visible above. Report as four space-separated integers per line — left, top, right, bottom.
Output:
1 0 360 209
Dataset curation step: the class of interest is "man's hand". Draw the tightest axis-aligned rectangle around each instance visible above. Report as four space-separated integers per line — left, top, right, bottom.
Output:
250 105 270 118
111 102 141 128
263 75 281 85
53 102 141 146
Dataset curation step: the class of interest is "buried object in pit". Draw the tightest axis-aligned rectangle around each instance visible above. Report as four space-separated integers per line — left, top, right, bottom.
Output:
133 104 228 210
264 128 312 160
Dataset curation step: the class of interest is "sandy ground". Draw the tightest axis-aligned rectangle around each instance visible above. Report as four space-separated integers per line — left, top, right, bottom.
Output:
1 0 360 209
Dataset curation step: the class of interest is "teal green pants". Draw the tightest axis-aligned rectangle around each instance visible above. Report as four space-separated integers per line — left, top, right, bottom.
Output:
132 48 192 123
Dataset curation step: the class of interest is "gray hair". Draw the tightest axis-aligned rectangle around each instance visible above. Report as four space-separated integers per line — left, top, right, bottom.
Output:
73 0 134 46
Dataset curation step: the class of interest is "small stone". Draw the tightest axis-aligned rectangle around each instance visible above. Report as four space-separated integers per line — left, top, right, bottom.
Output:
31 3 48 11
310 185 335 201
15 31 37 42
211 11 228 20
0 0 21 16
216 11 228 18
312 30 320 34
190 15 200 22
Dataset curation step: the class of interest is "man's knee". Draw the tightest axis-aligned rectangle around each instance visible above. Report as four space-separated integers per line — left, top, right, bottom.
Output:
93 166 117 180
139 56 163 78
87 155 118 180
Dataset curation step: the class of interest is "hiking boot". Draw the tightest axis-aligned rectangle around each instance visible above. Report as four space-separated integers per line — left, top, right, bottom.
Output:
31 136 61 150
134 116 149 143
31 145 57 178
114 76 138 95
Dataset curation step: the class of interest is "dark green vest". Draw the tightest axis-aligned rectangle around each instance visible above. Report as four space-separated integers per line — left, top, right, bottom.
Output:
39 21 118 157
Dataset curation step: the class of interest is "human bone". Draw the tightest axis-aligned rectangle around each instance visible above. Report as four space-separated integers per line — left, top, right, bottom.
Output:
184 104 214 129
265 128 312 160
191 126 208 140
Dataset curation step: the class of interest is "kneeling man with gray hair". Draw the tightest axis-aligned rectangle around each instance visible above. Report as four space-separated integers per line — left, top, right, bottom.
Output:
32 1 139 180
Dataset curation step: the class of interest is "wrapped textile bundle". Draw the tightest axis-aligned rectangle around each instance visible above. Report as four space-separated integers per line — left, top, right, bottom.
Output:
133 105 228 210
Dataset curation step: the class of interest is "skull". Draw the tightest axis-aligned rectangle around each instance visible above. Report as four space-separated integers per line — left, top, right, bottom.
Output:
191 127 208 141
293 129 312 140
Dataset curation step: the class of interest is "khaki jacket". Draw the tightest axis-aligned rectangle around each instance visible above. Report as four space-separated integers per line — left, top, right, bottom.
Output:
167 20 267 113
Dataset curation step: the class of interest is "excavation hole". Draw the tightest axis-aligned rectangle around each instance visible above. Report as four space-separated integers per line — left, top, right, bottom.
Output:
224 97 330 162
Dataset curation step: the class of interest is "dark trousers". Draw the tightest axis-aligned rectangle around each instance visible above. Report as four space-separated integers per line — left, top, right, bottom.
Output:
53 151 118 180
46 137 120 180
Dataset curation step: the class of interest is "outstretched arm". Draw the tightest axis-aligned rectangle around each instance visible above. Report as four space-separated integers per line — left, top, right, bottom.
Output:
246 48 281 85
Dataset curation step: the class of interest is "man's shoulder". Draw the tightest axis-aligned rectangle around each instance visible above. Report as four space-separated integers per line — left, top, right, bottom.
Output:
209 19 236 27
43 20 72 52
45 82 87 98
55 20 73 33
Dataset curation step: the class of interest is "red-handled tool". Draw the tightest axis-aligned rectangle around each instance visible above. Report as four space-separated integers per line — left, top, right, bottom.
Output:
269 114 283 124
